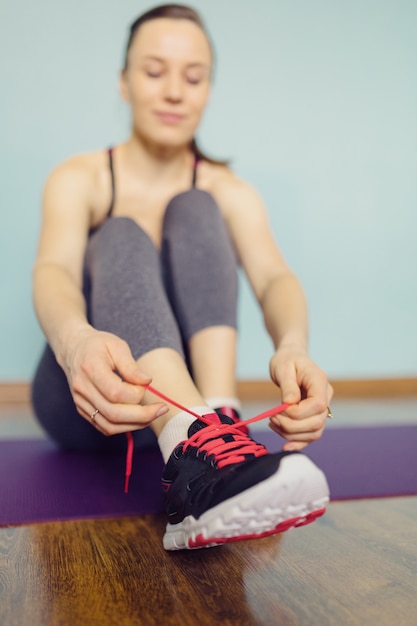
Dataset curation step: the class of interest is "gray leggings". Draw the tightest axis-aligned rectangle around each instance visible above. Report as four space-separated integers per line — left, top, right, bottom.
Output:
32 189 238 451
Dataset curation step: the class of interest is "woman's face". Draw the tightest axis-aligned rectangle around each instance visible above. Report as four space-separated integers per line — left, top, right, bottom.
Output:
121 18 212 150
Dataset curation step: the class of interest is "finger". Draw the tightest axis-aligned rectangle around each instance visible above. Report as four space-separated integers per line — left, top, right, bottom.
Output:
272 438 310 452
81 339 153 405
72 363 169 434
74 383 167 425
270 411 326 435
291 369 329 416
283 394 328 420
112 343 152 386
78 399 169 436
108 340 152 386
75 397 109 435
99 402 169 428
84 409 108 436
281 427 325 443
274 363 302 405
269 420 325 448
86 362 148 406
72 351 147 407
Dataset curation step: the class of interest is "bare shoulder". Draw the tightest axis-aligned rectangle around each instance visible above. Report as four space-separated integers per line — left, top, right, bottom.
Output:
45 151 99 191
36 150 112 278
199 161 265 220
43 150 111 226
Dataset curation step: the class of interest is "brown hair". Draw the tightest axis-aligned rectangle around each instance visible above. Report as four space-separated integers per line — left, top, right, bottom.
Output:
123 4 228 166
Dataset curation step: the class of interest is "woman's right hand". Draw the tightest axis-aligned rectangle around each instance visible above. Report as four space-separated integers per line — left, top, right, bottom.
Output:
61 328 169 435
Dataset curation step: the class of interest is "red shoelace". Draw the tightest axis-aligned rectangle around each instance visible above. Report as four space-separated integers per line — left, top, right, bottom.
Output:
183 422 268 468
124 384 291 493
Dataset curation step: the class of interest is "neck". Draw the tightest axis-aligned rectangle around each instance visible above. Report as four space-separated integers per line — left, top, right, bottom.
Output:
121 133 194 183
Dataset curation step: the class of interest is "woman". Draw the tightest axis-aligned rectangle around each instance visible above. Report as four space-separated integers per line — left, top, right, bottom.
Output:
32 4 332 550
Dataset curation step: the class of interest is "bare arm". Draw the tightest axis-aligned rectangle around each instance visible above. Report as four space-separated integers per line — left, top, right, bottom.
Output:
33 157 167 433
214 173 333 450
33 160 94 364
213 175 307 350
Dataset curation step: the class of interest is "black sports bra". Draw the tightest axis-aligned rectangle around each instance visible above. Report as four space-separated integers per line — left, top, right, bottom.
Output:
106 147 199 218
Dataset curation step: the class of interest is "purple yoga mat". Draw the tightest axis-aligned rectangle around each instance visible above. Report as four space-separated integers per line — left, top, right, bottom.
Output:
1 425 416 526
256 424 417 501
0 440 165 526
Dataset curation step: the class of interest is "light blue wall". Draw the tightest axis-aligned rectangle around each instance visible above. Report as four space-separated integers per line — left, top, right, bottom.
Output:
1 0 416 381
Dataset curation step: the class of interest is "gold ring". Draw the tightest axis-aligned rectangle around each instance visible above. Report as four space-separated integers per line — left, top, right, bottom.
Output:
90 408 99 422
326 406 334 419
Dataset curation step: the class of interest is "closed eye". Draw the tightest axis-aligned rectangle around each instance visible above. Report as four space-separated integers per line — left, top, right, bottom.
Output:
187 77 202 85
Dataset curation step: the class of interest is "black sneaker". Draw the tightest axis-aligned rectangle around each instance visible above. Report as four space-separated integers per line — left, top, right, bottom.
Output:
161 412 329 550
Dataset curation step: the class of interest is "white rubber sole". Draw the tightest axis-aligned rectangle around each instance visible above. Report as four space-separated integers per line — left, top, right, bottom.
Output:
163 454 330 551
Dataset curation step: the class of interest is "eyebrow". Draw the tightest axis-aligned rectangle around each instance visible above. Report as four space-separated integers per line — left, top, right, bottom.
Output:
141 55 210 69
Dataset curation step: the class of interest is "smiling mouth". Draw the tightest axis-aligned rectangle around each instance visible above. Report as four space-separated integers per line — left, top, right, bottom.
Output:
155 112 185 124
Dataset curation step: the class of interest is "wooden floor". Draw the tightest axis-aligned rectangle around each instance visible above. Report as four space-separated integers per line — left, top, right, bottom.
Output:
1 498 416 626
1 399 417 625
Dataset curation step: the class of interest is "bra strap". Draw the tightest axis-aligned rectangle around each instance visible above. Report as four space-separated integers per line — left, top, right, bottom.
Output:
107 147 115 217
192 154 199 188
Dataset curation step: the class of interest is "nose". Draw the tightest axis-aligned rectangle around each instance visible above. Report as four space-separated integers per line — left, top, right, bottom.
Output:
163 71 184 102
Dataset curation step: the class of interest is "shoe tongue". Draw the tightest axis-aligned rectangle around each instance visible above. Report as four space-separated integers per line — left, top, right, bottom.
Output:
187 412 234 437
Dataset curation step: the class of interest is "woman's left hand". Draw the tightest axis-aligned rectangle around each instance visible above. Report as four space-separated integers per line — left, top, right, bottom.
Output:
269 347 333 451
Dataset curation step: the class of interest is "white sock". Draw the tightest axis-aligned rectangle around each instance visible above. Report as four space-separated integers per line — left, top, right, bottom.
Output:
205 396 242 412
158 406 212 463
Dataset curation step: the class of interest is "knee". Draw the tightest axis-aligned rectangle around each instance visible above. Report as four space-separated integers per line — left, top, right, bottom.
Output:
165 189 223 230
86 217 159 272
91 217 149 248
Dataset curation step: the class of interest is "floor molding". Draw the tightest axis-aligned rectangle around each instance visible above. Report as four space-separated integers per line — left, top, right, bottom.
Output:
1 378 417 407
237 378 417 400
0 383 32 406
